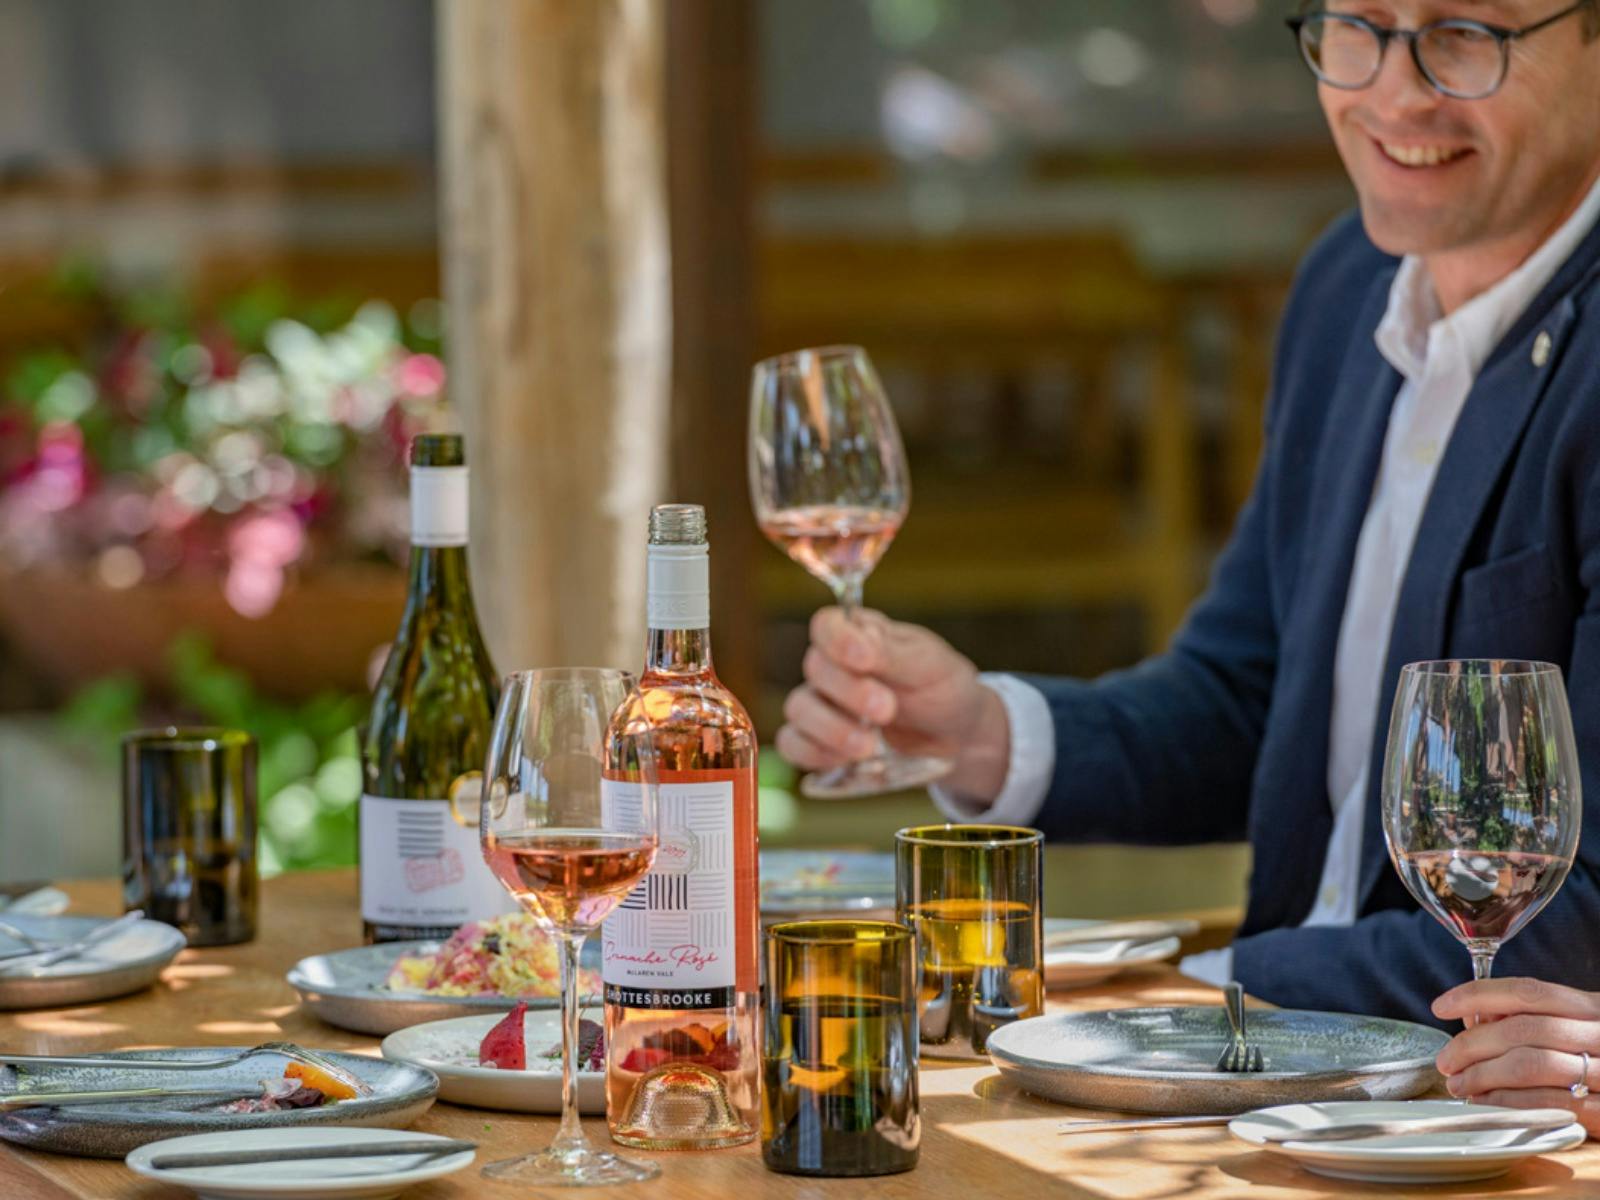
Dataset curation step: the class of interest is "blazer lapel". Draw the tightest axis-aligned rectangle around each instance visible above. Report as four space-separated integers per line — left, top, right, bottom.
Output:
1356 283 1593 904
1242 267 1401 932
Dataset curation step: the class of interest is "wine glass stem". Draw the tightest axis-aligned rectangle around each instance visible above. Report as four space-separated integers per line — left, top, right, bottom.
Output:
553 930 588 1153
1470 946 1496 982
833 574 890 755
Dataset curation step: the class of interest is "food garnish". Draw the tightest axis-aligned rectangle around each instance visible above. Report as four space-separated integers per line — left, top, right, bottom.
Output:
479 1000 529 1070
283 1059 361 1102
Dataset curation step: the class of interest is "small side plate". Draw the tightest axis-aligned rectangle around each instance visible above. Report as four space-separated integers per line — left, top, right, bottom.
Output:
381 1009 605 1114
126 1127 476 1200
1042 919 1180 990
1229 1101 1587 1184
0 915 185 1011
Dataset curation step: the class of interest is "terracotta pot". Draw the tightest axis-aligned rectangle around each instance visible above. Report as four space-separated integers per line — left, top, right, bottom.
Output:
0 564 405 702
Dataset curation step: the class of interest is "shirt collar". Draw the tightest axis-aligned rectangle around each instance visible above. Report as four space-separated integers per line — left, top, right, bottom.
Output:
1375 170 1600 382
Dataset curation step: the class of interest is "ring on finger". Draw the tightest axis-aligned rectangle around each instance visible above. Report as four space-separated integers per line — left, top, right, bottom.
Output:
1572 1051 1590 1101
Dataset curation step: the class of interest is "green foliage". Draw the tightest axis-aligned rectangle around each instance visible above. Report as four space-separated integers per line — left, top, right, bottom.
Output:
57 634 365 877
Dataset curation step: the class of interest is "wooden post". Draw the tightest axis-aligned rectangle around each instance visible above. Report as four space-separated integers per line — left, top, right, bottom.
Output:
437 0 671 672
664 0 760 710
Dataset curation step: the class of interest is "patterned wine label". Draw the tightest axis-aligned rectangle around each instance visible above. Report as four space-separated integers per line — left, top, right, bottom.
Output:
359 794 513 927
599 776 736 1009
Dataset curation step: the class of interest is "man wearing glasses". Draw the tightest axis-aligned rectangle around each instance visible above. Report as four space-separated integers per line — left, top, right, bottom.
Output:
780 0 1600 1127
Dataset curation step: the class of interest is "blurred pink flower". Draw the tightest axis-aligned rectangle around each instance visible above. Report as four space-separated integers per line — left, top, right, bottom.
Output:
396 353 445 399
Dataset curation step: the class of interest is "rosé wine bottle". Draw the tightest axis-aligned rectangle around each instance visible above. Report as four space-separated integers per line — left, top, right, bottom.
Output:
601 504 760 1149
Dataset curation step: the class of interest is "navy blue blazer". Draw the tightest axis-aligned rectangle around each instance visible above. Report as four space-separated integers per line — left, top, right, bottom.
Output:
1027 210 1600 1025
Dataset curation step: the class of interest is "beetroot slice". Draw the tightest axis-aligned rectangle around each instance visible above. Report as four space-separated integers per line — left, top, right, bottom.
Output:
479 1000 529 1070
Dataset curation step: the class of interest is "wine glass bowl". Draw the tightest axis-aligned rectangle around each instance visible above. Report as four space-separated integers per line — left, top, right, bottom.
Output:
750 345 952 799
479 667 661 1186
1381 659 1581 985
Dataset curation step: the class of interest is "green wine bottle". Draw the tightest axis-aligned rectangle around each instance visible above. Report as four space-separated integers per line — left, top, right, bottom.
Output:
360 433 511 943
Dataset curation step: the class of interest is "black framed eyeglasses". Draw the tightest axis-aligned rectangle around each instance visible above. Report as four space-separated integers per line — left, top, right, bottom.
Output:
1288 1 1593 99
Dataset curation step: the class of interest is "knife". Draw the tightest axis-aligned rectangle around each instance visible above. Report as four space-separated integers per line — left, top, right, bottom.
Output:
148 1138 478 1170
0 1086 261 1111
1257 1107 1578 1143
1058 1107 1578 1142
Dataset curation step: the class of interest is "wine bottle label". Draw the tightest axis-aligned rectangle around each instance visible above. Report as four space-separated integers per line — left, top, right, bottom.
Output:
646 542 710 630
410 466 468 547
359 794 514 927
599 775 739 1008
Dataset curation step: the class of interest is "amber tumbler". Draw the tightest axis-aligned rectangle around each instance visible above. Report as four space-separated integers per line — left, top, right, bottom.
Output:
895 823 1044 1058
761 919 920 1177
123 727 258 945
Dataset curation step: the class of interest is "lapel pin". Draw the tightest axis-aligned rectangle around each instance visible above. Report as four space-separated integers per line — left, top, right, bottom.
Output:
1532 330 1553 368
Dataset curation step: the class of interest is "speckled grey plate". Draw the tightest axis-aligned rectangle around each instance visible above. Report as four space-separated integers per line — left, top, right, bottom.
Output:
986 1007 1448 1115
0 1047 437 1158
288 940 597 1036
0 915 186 1010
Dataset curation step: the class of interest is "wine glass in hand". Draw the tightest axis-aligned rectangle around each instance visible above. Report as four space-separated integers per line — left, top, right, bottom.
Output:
1382 660 1581 997
480 667 660 1186
749 344 952 799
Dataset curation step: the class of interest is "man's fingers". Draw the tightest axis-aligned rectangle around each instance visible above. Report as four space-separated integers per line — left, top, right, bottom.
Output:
774 723 850 772
1445 1046 1587 1098
1436 1016 1599 1076
1434 977 1600 1023
810 607 886 674
803 646 896 726
781 686 877 760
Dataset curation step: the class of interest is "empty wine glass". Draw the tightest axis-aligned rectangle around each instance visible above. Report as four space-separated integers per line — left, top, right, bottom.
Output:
1381 660 1581 993
749 344 952 799
480 667 661 1186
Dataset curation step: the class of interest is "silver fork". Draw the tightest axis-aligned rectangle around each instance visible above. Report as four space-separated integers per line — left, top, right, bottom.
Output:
1214 981 1265 1073
0 1042 373 1097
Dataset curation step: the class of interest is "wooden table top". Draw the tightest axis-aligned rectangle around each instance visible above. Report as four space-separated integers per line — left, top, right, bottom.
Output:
2 870 1597 1199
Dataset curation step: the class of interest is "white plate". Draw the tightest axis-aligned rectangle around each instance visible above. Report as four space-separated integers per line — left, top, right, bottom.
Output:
1229 1101 1587 1183
126 1127 475 1199
1042 919 1180 990
0 914 186 1010
381 1009 605 1114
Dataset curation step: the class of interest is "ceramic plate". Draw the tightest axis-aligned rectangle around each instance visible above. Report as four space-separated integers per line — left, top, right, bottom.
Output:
1041 919 1180 990
381 1009 605 1114
759 849 895 919
287 939 600 1036
0 1047 437 1158
0 914 186 1010
0 887 70 916
1229 1101 1587 1183
985 1007 1448 1114
126 1127 476 1199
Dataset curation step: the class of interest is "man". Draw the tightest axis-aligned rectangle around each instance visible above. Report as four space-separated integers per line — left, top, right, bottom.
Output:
779 0 1600 1044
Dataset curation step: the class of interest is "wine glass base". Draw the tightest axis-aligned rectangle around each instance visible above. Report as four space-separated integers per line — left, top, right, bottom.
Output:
482 1144 661 1187
801 753 953 800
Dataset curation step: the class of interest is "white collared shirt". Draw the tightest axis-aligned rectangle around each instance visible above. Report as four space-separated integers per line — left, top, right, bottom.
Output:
933 175 1600 984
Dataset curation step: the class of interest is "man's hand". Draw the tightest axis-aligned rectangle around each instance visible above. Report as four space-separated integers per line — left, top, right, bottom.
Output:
1433 978 1600 1135
774 607 1011 803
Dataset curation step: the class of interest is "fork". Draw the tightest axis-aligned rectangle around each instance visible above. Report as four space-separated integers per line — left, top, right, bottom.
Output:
0 1042 373 1097
1214 981 1265 1073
